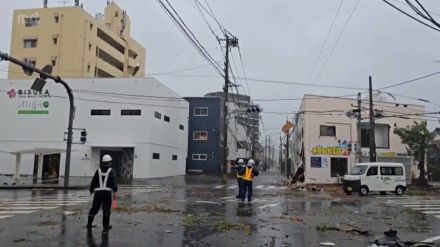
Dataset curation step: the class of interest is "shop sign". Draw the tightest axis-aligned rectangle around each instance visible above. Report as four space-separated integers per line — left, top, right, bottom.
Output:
7 89 51 115
311 146 350 156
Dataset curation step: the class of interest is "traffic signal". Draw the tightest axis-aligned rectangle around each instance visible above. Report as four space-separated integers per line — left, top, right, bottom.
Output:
80 130 87 143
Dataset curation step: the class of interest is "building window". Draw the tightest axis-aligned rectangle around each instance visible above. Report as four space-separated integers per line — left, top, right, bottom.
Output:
121 109 141 116
23 39 38 48
24 58 36 67
172 155 178 161
194 107 208 116
193 131 208 141
87 64 91 72
90 23 93 31
330 158 347 177
91 109 111 116
51 56 57 66
164 115 170 123
179 124 184 130
53 36 58 45
361 124 390 148
115 11 119 17
153 153 160 160
192 154 207 161
320 125 336 137
25 17 40 27
154 111 162 119
54 15 59 23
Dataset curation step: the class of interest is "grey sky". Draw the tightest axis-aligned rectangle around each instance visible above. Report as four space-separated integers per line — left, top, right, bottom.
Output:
1 0 440 141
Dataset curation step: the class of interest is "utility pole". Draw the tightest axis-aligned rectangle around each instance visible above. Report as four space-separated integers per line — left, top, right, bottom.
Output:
279 136 282 172
220 34 238 183
369 76 377 162
285 133 290 177
268 137 271 171
264 135 268 171
356 92 362 163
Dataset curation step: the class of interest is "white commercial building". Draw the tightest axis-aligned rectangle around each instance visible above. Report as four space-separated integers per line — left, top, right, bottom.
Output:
0 77 188 181
294 94 425 184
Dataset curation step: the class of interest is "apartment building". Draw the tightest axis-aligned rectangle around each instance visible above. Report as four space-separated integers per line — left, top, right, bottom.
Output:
8 1 146 79
294 94 425 184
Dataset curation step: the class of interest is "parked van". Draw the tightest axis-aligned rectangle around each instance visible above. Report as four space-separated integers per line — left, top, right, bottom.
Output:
342 162 406 196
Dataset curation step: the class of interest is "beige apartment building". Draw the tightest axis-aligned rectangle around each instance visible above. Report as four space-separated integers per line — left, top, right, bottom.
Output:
8 1 146 79
293 94 426 184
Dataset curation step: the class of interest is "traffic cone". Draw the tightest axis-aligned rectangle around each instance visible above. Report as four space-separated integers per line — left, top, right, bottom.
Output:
112 197 117 209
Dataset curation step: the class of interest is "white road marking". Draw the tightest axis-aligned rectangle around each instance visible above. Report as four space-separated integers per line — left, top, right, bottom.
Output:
258 203 279 210
422 235 440 243
194 201 221 204
0 211 35 214
422 211 440 214
215 185 225 189
402 204 440 207
255 185 264 189
219 196 235 200
0 216 12 219
0 206 57 210
412 207 440 210
228 185 237 189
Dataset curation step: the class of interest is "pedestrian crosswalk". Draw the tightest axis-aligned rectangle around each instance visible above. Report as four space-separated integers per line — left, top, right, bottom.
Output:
384 196 440 220
212 184 287 190
0 192 90 220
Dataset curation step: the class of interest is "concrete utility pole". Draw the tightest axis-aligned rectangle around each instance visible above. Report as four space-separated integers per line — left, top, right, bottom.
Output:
369 76 377 162
279 135 282 172
268 137 271 171
356 92 362 163
285 133 290 177
220 34 238 183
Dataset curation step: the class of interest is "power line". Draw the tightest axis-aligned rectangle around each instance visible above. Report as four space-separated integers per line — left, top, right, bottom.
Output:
379 69 440 90
193 0 221 40
308 0 345 81
315 0 362 80
382 0 440 32
237 46 251 97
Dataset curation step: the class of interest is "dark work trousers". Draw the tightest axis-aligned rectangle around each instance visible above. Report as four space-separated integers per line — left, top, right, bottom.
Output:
88 191 112 229
241 180 253 202
236 178 244 198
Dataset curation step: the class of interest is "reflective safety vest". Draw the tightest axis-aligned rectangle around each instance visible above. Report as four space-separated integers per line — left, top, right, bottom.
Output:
95 168 113 191
242 167 253 181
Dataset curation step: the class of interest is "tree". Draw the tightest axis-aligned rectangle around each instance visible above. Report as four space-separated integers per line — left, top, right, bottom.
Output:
394 121 433 186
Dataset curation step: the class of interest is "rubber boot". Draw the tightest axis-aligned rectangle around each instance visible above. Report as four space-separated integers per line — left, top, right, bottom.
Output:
86 215 94 229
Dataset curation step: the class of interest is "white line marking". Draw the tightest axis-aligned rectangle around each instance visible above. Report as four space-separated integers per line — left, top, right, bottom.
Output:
422 235 440 243
0 211 35 214
0 216 12 219
228 185 237 189
258 203 279 210
255 185 264 189
422 211 440 214
265 185 277 190
194 201 221 204
411 207 440 210
219 196 235 200
215 185 225 189
402 204 440 207
0 206 57 210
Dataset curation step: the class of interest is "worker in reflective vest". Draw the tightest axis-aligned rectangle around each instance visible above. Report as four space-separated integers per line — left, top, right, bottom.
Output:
239 159 259 202
87 154 118 234
236 159 246 199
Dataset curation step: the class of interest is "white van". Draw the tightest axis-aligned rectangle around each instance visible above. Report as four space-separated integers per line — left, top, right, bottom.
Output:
342 162 407 196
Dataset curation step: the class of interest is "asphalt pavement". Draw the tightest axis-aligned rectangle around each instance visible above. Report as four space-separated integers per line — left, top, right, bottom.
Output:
0 172 439 247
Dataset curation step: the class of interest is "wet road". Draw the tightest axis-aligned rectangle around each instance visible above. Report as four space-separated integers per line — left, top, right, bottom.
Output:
0 172 439 247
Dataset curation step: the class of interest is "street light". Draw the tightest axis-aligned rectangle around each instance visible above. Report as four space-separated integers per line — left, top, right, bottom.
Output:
0 51 75 189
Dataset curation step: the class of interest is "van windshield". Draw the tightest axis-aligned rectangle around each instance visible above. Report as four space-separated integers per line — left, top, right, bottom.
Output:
350 165 368 175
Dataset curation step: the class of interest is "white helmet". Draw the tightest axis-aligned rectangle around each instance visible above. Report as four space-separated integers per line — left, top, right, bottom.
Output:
238 159 244 164
248 159 255 166
102 154 112 163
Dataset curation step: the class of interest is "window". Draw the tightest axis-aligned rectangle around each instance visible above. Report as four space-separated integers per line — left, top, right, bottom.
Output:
23 39 37 48
237 141 247 149
193 131 208 140
330 158 347 177
380 167 404 176
87 64 91 72
154 111 161 119
153 153 160 160
54 15 59 23
192 154 207 160
24 58 36 67
25 17 40 27
366 166 378 176
89 43 92 51
311 157 322 168
179 124 184 130
115 11 119 17
51 56 57 66
361 124 390 148
172 155 178 161
164 115 170 122
121 109 141 116
194 107 208 116
91 109 111 116
52 35 58 45
320 125 336 137
90 23 93 31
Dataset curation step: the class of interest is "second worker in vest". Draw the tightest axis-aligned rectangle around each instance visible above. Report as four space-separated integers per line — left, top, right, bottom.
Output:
239 159 259 202
86 154 118 234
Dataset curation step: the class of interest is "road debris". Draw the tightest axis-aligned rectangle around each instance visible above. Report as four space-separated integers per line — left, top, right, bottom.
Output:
272 216 304 222
316 224 369 235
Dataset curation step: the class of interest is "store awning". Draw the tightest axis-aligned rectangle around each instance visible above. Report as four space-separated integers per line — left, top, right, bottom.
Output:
10 148 68 155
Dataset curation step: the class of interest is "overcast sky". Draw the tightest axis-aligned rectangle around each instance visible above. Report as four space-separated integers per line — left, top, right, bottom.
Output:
1 0 440 143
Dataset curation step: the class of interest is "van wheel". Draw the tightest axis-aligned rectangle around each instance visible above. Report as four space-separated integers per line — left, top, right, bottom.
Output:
360 186 369 196
380 192 387 195
395 186 405 196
